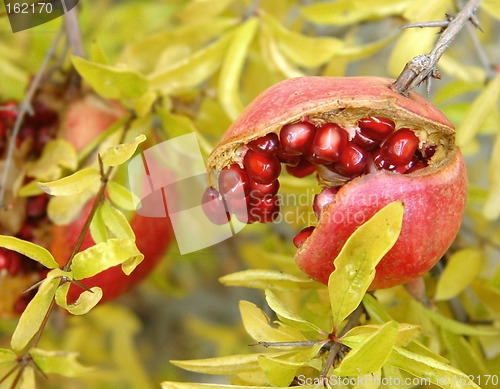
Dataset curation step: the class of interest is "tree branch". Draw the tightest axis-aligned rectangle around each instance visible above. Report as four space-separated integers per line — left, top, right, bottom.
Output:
392 0 483 95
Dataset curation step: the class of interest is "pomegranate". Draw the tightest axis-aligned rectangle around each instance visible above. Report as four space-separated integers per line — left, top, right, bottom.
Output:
0 94 173 316
204 76 467 290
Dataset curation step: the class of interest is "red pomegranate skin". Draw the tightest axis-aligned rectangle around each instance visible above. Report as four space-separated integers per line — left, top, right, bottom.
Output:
207 77 467 290
52 95 174 303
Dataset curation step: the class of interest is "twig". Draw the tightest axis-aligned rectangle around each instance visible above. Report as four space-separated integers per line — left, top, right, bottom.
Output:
63 4 85 58
392 0 483 95
0 26 64 209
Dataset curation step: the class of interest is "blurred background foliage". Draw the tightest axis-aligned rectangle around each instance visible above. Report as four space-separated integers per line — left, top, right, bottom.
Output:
1 0 500 388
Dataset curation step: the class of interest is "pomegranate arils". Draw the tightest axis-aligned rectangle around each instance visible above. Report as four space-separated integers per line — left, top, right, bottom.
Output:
353 131 378 151
219 164 249 199
277 146 301 166
280 121 315 155
285 157 316 178
358 116 395 141
381 128 419 166
310 123 348 163
26 194 49 219
248 179 279 198
313 187 338 219
201 187 230 225
247 133 279 155
330 143 367 177
243 149 281 185
293 226 315 248
248 195 280 223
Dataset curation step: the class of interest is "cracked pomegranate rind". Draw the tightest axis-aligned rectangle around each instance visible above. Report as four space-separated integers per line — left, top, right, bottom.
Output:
206 76 467 290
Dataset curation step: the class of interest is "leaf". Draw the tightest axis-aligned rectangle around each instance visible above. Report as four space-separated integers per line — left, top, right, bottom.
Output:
342 323 420 348
456 74 500 148
334 321 398 376
161 382 319 389
26 139 78 181
47 187 97 225
38 168 100 196
218 17 259 120
329 202 404 329
258 355 301 387
425 308 499 337
239 300 305 344
71 238 144 279
100 134 146 166
482 0 500 20
149 33 231 94
72 56 148 99
387 346 481 389
18 366 35 389
434 247 484 300
176 0 233 23
0 235 58 269
0 348 17 366
300 0 412 25
55 283 103 315
30 348 93 377
89 204 108 244
470 280 500 314
11 278 60 351
107 180 141 211
362 293 394 323
438 54 486 84
133 91 157 117
100 200 135 240
262 11 343 68
483 129 500 220
170 353 263 375
264 289 323 333
219 269 319 290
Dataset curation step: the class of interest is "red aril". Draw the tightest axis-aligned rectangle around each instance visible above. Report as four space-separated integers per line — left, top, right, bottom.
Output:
201 187 230 225
248 195 280 223
248 179 280 198
310 123 348 163
293 226 315 248
381 128 419 166
330 143 367 177
313 187 338 219
280 121 315 155
243 149 281 184
285 157 316 178
358 116 395 141
247 133 279 155
219 164 249 199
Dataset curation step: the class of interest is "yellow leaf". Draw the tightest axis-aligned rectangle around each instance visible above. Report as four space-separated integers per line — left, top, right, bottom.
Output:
456 74 500 148
38 168 100 196
47 186 97 225
72 56 148 99
100 200 135 240
0 235 58 269
425 308 498 337
11 278 59 351
439 54 486 84
100 134 146 166
89 204 108 244
218 17 259 120
435 247 484 300
239 300 306 344
55 283 103 315
329 202 404 330
30 348 94 377
470 280 500 314
483 129 500 220
170 353 262 375
107 180 140 211
175 0 233 23
26 139 78 181
334 321 399 376
219 269 318 290
481 0 500 20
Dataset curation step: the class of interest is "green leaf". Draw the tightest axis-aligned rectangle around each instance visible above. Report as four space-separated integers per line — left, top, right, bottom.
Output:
100 134 146 166
11 278 60 351
38 168 100 196
26 139 78 181
55 283 103 315
107 180 141 211
334 321 398 376
264 289 324 333
387 346 481 389
300 0 412 25
100 200 135 240
149 33 231 94
72 56 148 99
71 238 144 279
262 11 343 68
456 74 500 148
0 235 58 269
435 247 484 301
89 204 108 244
170 353 263 375
30 348 93 377
0 348 17 366
219 269 319 290
362 293 394 323
425 308 499 337
329 202 404 330
483 129 500 220
218 17 259 120
239 300 305 344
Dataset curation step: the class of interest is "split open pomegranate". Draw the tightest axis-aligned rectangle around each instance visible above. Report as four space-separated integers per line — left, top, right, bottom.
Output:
203 77 467 290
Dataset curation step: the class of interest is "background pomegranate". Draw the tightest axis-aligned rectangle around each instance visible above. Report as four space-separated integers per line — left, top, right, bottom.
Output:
0 93 174 315
205 76 467 290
